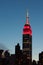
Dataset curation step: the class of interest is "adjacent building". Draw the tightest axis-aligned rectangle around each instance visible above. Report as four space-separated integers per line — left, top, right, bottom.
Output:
38 52 43 65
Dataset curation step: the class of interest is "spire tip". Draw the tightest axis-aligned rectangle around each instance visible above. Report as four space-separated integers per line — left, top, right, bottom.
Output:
26 10 29 24
27 10 29 18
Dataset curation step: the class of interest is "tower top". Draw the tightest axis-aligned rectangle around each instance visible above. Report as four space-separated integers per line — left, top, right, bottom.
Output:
23 11 32 35
26 11 29 24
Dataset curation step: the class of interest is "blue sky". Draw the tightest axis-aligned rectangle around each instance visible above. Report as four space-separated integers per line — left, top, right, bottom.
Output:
0 0 43 61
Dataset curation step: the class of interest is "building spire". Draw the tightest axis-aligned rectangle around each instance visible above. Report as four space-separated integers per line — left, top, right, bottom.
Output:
26 10 29 24
27 10 28 18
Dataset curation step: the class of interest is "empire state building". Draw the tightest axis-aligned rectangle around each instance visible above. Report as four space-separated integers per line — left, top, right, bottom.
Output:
22 11 32 65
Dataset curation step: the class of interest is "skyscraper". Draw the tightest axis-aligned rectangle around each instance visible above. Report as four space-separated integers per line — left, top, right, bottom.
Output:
22 11 32 64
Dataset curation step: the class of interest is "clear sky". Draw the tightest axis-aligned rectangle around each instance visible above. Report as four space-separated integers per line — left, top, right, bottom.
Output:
0 0 43 61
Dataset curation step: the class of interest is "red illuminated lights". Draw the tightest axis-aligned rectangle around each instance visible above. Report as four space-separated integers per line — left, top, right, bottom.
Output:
23 24 32 35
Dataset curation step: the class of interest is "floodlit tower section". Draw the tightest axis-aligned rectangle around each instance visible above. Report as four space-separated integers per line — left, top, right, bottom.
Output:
22 11 32 64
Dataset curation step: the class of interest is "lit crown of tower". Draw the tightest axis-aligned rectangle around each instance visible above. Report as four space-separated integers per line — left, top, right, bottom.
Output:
23 11 32 35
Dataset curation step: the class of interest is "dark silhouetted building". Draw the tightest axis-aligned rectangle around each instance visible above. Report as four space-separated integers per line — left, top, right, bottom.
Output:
0 49 4 58
15 43 21 54
38 51 43 65
32 60 37 65
22 11 32 65
15 43 23 65
10 54 15 65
